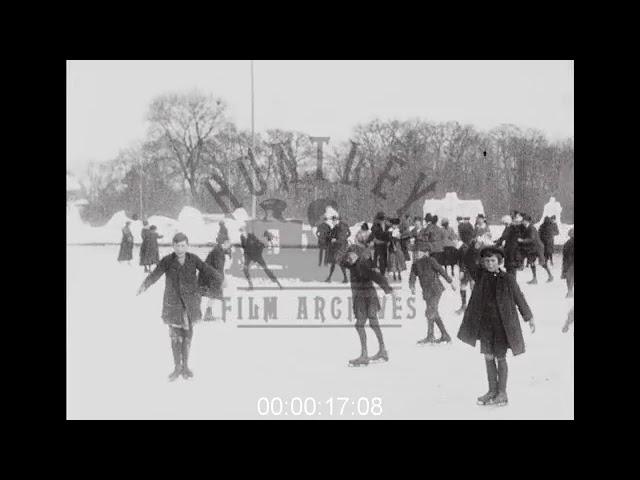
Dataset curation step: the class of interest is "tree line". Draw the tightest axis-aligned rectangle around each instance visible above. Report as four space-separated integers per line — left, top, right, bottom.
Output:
77 90 574 226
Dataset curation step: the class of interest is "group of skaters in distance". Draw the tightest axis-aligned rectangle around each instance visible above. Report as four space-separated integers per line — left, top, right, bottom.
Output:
313 208 574 406
121 207 573 407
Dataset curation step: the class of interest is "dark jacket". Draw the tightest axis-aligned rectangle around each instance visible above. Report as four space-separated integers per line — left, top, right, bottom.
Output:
409 256 452 300
241 233 266 260
216 224 229 245
316 221 333 247
140 230 162 266
539 221 559 249
424 224 445 253
457 269 533 356
562 237 574 278
368 221 389 245
117 226 134 261
341 254 392 299
141 252 221 325
520 224 545 261
199 244 226 298
495 224 524 269
458 222 475 246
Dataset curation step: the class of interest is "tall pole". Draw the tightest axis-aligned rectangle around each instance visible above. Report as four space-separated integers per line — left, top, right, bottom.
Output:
251 60 256 219
139 156 144 219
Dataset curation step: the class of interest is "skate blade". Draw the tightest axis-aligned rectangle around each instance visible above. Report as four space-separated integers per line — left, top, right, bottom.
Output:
347 363 369 367
368 358 389 364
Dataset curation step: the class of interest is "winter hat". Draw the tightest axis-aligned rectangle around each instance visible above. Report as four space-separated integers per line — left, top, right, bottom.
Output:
375 211 386 221
479 246 504 260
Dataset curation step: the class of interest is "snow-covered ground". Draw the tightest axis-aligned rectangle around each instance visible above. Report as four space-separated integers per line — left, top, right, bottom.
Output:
67 245 574 419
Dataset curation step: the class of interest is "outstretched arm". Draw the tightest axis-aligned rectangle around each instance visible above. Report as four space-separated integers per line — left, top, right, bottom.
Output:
195 255 223 290
137 258 168 295
508 275 534 327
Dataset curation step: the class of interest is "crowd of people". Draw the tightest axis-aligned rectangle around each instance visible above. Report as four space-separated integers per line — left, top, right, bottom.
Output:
122 207 573 407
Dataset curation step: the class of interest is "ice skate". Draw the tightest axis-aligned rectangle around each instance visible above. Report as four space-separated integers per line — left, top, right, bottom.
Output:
368 349 389 363
168 366 182 382
527 278 538 285
325 276 332 283
348 355 370 367
476 391 497 405
546 275 554 283
417 335 437 345
181 367 194 379
487 392 508 406
436 333 452 344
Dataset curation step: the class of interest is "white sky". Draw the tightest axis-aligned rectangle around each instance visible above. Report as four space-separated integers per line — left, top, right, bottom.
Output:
67 60 573 174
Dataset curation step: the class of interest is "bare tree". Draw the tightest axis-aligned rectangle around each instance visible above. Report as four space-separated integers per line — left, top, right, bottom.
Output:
147 90 228 205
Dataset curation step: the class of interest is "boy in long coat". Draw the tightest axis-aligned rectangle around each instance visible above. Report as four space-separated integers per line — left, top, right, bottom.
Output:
136 233 222 381
409 246 456 344
538 216 560 267
457 246 535 406
340 247 394 366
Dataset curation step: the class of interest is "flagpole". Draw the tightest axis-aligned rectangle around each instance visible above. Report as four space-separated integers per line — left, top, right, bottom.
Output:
251 60 256 219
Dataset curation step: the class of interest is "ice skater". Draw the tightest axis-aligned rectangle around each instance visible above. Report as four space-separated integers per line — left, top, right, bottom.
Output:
455 238 483 314
440 217 459 277
539 216 559 267
200 239 229 321
409 246 456 344
368 211 390 275
239 227 283 290
457 246 535 406
561 228 574 298
136 233 222 381
117 221 134 265
518 214 553 284
325 214 351 283
139 220 150 272
340 247 394 366
495 213 525 279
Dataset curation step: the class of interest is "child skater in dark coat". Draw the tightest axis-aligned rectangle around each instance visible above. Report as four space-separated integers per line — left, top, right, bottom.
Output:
340 247 394 366
136 233 222 381
457 246 535 406
409 246 456 344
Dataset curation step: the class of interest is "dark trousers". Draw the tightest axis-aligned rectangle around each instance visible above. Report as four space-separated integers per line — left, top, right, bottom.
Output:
373 244 388 275
243 255 279 285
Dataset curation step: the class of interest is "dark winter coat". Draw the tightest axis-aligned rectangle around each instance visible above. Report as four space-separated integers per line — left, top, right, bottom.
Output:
495 224 524 269
141 252 222 325
367 221 390 245
216 224 229 245
424 224 445 253
316 221 332 247
139 227 149 264
409 256 453 300
241 233 266 260
562 237 574 278
117 226 134 261
457 268 533 356
140 231 162 266
340 254 392 302
520 224 545 263
328 220 351 264
539 220 559 252
199 244 226 298
458 241 482 282
458 222 475 246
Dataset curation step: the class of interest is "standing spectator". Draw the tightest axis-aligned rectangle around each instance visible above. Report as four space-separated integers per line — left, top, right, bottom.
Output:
368 212 390 275
216 220 229 245
539 216 560 267
458 216 475 246
561 228 574 298
326 214 351 283
387 218 406 282
117 221 134 265
441 217 459 277
316 215 333 267
139 220 150 271
141 225 163 271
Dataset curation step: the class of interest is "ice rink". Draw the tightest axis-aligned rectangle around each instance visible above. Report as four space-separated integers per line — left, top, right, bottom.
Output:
67 245 574 420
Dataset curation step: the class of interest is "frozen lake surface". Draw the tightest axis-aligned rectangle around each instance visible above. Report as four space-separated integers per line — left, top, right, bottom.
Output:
67 245 574 419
